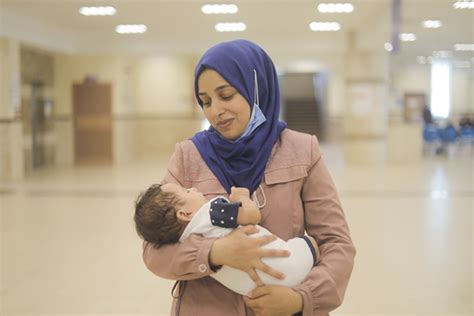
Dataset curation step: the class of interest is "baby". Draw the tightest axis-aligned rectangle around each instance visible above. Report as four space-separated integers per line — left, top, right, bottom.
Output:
134 182 318 295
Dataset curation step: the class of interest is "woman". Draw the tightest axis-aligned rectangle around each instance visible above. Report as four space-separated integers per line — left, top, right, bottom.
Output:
143 40 356 316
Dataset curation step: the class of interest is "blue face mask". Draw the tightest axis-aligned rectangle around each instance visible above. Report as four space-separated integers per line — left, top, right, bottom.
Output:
211 103 266 143
237 103 266 140
230 69 266 142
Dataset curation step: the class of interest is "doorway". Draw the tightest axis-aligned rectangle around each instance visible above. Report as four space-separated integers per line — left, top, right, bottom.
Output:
73 82 113 164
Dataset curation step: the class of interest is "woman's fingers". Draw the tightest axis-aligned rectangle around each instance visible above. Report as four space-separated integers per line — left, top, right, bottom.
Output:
261 247 291 258
247 285 270 298
247 269 264 287
239 225 259 235
255 234 276 245
256 262 285 280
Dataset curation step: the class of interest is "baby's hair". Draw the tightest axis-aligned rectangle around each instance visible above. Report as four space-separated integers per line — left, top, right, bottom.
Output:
134 184 187 245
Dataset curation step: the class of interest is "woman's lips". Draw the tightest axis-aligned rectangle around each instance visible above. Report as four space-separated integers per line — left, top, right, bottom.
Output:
216 118 234 130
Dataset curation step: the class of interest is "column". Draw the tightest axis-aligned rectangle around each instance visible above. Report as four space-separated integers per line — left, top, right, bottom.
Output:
343 31 390 165
0 37 24 182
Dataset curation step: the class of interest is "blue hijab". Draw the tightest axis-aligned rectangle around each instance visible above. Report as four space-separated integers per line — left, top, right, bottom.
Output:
192 40 286 194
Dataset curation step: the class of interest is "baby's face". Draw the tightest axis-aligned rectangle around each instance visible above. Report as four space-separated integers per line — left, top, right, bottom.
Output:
161 183 207 217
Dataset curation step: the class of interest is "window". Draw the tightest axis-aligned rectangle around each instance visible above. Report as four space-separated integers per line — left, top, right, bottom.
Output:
430 62 451 118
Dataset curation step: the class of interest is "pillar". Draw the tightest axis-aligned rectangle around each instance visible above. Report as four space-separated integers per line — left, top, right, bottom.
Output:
343 31 390 165
0 37 24 182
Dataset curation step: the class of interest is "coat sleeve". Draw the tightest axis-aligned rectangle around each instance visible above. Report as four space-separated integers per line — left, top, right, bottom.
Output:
293 136 356 316
142 143 217 280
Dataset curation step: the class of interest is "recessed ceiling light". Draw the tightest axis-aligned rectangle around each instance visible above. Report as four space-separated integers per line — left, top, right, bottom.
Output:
115 24 147 34
417 56 427 64
79 6 116 16
399 33 416 41
215 22 246 32
384 42 393 52
432 51 452 58
422 20 442 28
309 22 341 31
202 4 238 14
454 60 471 68
318 3 354 13
454 43 474 51
453 0 474 9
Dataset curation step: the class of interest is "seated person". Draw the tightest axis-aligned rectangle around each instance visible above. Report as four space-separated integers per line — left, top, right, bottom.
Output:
134 183 319 295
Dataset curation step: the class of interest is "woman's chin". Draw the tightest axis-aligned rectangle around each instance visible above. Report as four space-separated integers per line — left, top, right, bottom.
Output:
220 131 240 141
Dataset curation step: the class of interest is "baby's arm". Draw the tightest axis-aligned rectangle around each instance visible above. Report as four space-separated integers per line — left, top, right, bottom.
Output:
229 187 261 225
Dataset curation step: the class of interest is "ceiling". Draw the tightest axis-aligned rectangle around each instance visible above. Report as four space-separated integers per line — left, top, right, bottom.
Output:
1 0 473 67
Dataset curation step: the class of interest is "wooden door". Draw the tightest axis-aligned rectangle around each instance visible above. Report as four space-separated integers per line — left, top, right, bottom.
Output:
73 83 113 164
403 93 426 123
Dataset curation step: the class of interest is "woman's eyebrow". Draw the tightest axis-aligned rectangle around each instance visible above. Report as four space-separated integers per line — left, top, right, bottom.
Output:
198 84 232 96
215 84 232 92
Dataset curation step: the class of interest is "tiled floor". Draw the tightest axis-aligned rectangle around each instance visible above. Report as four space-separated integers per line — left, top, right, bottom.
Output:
1 147 472 316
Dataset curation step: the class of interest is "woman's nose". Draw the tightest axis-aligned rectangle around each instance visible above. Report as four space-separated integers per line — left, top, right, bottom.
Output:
212 100 226 117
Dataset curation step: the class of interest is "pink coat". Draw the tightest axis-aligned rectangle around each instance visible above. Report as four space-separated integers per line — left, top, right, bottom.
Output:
143 129 356 316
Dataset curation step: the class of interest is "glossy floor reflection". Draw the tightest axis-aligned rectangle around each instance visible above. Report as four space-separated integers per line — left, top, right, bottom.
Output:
1 148 472 316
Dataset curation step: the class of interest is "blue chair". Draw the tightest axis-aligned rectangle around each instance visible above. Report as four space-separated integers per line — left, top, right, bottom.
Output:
459 127 474 144
459 127 474 157
422 124 441 155
423 124 440 142
439 125 458 143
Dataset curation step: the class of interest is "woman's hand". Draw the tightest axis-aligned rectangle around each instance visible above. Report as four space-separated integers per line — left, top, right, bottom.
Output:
209 225 290 284
244 285 303 316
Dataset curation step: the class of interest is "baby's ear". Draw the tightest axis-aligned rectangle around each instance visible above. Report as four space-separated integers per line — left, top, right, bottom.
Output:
176 209 193 222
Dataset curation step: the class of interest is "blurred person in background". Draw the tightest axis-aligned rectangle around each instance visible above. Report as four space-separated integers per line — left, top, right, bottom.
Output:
423 104 433 125
142 39 355 316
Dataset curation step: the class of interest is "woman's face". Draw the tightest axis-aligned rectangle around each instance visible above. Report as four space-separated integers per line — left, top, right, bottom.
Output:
197 69 251 141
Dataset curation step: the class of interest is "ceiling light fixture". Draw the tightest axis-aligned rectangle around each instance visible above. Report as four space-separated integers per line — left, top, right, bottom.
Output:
454 60 471 68
433 51 452 58
115 24 147 34
422 20 442 28
79 6 116 16
417 56 427 64
202 4 238 14
215 22 246 32
318 3 354 13
309 22 341 31
453 0 474 9
384 42 393 52
454 43 474 51
399 33 416 41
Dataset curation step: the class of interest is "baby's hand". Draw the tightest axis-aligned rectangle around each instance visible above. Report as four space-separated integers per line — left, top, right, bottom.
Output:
231 187 261 225
229 186 250 202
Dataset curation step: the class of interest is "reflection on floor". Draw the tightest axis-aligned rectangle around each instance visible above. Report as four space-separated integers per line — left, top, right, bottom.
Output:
1 147 472 316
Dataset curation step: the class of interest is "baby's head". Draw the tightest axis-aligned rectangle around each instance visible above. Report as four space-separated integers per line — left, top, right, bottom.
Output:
134 183 207 245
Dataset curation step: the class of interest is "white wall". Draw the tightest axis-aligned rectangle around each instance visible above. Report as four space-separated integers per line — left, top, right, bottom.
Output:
53 53 199 164
54 54 196 117
54 55 129 115
451 67 473 115
393 64 431 95
0 37 23 182
0 37 7 118
0 37 20 119
131 56 195 115
393 63 473 117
